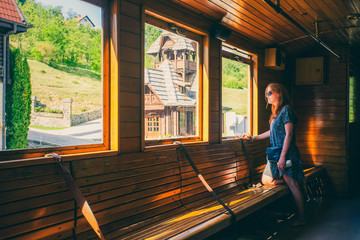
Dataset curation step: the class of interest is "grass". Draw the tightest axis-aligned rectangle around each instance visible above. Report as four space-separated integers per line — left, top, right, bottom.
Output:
30 125 67 130
28 60 102 114
222 87 248 115
53 64 101 80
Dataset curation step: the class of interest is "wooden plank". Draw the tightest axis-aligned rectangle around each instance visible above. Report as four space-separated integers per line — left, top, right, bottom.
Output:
120 31 141 49
8 221 75 240
119 45 141 64
120 15 141 34
119 61 141 78
0 201 73 229
0 190 73 216
120 0 141 19
0 211 74 239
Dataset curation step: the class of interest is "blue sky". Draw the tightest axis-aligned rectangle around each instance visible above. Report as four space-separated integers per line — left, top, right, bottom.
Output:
35 0 102 27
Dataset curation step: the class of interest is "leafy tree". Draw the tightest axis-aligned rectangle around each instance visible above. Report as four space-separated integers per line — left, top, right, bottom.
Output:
6 48 32 149
145 24 162 68
222 57 248 89
11 0 102 72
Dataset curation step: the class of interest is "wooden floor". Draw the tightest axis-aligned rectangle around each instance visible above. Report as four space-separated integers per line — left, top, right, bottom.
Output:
206 195 360 240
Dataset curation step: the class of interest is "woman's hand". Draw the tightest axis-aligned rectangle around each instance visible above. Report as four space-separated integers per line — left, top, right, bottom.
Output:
277 156 286 171
238 133 252 141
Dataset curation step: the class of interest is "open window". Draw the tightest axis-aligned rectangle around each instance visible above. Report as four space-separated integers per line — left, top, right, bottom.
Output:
221 44 255 139
1 0 108 159
144 13 203 146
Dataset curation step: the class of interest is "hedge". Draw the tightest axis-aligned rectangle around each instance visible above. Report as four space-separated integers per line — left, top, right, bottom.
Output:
6 48 32 149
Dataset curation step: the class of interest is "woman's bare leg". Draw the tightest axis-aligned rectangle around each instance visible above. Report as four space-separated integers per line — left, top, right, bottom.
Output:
262 174 284 186
282 174 306 222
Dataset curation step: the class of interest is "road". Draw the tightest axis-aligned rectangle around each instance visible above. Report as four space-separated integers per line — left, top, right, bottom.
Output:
28 119 102 147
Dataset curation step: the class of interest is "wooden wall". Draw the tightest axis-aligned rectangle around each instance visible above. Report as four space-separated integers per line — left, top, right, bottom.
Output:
290 53 348 195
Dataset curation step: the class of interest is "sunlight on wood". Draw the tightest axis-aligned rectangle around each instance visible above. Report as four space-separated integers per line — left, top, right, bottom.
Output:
165 196 251 223
145 230 173 240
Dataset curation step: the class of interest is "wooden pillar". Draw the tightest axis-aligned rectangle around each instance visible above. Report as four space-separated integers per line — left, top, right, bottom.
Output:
183 50 186 82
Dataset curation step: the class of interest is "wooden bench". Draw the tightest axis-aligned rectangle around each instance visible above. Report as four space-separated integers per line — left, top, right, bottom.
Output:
74 143 324 240
72 141 290 240
0 141 325 240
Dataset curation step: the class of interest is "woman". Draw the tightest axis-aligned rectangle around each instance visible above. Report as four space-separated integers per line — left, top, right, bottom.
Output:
242 83 306 225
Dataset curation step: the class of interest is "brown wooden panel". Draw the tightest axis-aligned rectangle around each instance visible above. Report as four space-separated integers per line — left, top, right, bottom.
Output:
0 211 74 239
120 31 141 49
119 45 141 63
119 107 141 122
119 61 141 78
120 0 141 18
120 15 141 34
119 76 141 93
119 92 141 108
297 134 345 142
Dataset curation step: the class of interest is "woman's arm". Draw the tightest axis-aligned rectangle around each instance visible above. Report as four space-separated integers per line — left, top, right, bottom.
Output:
278 122 294 170
239 130 270 141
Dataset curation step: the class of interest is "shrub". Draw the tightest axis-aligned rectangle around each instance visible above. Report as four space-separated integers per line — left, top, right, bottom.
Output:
46 108 63 114
34 106 45 112
6 48 32 149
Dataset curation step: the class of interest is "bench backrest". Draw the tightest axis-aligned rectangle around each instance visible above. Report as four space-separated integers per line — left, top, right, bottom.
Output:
0 141 268 239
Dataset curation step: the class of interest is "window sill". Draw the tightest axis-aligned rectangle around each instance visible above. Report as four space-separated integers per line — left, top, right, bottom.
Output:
0 150 119 168
144 140 209 152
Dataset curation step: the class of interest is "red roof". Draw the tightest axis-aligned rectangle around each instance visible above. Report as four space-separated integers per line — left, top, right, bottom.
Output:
0 0 25 24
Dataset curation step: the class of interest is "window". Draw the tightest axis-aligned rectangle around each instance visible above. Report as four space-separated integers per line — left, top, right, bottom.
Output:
2 0 107 157
144 15 201 144
222 44 254 139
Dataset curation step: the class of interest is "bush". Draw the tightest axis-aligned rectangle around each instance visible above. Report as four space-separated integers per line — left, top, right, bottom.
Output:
6 48 32 149
46 108 63 114
34 106 45 112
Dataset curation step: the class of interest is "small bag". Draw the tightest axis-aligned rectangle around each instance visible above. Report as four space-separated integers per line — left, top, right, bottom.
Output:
266 146 292 170
266 147 282 161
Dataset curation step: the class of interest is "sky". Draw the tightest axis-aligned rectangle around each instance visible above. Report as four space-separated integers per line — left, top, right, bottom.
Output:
34 0 102 27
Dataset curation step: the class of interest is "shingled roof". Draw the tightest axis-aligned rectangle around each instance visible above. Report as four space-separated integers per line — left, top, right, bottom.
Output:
146 31 196 55
0 0 26 24
145 59 196 107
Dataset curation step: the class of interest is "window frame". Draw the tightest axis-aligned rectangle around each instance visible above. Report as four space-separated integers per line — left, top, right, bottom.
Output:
0 1 110 161
144 12 205 147
221 44 257 141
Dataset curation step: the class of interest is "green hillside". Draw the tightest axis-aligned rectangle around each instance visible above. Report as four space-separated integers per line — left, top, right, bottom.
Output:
222 87 248 115
29 60 101 114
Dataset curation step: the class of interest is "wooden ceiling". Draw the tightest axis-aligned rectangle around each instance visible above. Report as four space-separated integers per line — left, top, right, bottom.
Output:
172 0 360 56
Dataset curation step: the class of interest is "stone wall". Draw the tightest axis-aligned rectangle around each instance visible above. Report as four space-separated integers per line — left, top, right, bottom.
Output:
72 109 102 126
30 96 101 128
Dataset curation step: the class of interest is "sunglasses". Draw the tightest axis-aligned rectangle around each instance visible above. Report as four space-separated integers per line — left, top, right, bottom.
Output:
265 90 272 97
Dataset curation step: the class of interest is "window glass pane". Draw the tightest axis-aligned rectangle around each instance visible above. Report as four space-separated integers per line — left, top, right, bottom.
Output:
3 0 103 150
222 45 250 139
144 23 199 140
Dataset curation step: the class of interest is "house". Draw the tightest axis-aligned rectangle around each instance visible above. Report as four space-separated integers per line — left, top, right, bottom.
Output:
145 31 197 139
0 0 30 149
74 15 95 28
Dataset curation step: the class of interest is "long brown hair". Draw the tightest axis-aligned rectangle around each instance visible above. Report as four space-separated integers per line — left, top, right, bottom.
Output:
266 83 293 123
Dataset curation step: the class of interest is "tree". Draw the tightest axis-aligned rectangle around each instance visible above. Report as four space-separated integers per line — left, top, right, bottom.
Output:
222 57 248 89
145 24 162 68
6 48 32 149
11 0 102 72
